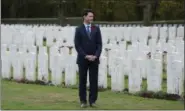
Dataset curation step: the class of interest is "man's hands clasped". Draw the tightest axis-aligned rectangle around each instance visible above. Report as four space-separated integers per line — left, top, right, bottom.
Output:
85 55 97 61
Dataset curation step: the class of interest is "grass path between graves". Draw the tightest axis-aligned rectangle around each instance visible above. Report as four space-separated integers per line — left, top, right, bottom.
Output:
1 80 184 110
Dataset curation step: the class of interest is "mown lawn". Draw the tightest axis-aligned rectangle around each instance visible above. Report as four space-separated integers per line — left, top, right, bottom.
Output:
1 80 184 110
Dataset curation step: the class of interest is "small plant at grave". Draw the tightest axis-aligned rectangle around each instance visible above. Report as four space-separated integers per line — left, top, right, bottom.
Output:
123 88 129 93
3 78 12 81
35 80 47 85
165 93 181 101
127 41 132 45
107 86 111 90
16 78 26 83
64 84 72 88
10 77 13 80
135 90 181 101
98 86 107 92
125 75 128 80
62 81 66 87
153 91 166 99
48 81 54 86
137 90 154 98
43 37 46 42
20 79 37 84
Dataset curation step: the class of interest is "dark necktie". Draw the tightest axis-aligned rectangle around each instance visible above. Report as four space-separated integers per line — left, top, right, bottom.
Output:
87 25 91 37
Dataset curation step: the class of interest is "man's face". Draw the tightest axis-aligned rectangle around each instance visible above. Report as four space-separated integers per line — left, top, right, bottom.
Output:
84 12 94 23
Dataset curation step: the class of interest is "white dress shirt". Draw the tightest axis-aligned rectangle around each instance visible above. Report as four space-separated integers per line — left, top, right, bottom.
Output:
84 23 91 33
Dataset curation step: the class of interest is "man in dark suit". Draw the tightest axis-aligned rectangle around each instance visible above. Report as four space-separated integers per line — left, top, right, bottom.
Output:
74 9 102 108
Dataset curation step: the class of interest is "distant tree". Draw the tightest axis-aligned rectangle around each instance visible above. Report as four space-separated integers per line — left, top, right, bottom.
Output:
1 0 184 21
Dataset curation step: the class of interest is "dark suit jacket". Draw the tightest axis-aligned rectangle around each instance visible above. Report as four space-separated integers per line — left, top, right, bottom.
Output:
74 24 102 64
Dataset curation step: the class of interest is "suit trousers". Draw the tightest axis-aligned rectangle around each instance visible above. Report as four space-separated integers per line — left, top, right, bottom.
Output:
78 61 99 104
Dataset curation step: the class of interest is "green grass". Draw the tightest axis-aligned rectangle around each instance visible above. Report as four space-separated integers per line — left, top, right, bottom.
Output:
1 80 184 110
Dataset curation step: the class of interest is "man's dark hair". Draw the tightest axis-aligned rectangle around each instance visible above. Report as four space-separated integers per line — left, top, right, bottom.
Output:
82 9 94 17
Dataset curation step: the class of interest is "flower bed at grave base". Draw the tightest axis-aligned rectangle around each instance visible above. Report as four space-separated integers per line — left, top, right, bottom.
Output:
135 91 183 101
3 78 184 101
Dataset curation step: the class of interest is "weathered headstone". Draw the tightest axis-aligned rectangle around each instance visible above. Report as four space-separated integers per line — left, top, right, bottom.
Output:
65 55 77 86
38 47 49 82
98 56 108 89
1 50 11 79
13 52 24 81
25 53 36 81
129 58 142 93
51 53 63 85
147 59 162 92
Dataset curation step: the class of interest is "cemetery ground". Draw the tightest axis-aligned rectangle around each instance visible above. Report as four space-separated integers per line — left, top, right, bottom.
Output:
1 39 184 110
1 73 184 110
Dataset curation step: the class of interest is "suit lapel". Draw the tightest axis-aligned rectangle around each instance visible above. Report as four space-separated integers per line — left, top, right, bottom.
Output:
90 24 96 38
91 25 96 39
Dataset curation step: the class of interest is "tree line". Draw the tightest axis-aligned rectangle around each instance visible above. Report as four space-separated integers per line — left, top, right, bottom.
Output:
2 0 184 21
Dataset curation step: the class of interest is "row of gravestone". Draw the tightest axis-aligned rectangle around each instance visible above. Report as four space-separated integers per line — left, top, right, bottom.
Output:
2 23 184 28
1 25 184 48
1 24 184 95
1 44 77 86
1 40 184 95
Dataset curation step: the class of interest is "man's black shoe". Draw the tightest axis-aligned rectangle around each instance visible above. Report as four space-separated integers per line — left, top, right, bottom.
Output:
90 103 97 107
80 103 87 108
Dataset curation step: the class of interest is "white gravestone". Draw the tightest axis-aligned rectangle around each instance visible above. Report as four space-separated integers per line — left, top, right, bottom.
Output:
13 31 23 47
60 47 69 72
65 55 77 86
9 44 17 66
108 49 119 76
1 28 13 45
49 46 59 70
13 52 24 81
36 30 44 46
125 49 132 76
98 56 108 89
51 54 63 86
71 48 78 72
129 58 142 93
107 49 112 76
124 27 132 41
18 45 28 68
111 57 118 91
25 53 36 81
159 26 168 40
1 44 8 54
46 30 54 47
111 57 124 92
177 26 184 38
38 47 49 82
28 45 37 54
150 26 159 40
27 46 37 65
1 51 11 79
151 49 163 61
147 59 162 92
167 52 184 95
168 26 176 40
170 60 183 95
24 31 35 46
